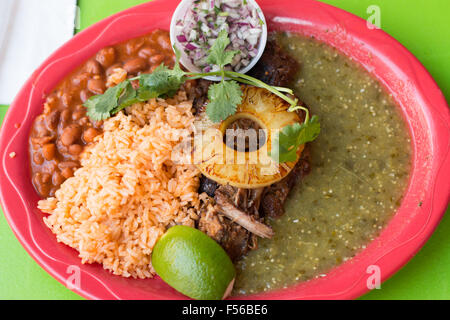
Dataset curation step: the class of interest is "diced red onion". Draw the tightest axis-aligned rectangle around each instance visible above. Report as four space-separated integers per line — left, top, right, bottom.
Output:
185 43 198 50
175 0 263 72
177 35 187 43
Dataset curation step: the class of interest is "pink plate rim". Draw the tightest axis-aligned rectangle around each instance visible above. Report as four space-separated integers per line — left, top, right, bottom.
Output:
0 0 449 300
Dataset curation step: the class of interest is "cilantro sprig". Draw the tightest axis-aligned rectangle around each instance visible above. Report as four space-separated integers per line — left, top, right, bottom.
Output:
206 80 242 122
84 30 320 162
270 115 321 163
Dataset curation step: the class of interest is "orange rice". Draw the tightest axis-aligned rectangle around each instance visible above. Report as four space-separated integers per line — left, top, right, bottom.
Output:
38 92 201 278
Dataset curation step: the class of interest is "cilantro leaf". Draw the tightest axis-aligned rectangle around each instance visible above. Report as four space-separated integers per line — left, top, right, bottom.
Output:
270 115 321 163
85 81 130 121
206 81 243 122
112 81 139 114
206 30 239 69
139 63 186 99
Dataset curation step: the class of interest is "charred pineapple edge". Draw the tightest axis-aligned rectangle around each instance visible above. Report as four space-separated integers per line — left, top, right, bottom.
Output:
194 86 304 189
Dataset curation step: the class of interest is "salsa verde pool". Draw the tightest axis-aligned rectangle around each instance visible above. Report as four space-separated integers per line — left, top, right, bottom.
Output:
233 33 412 295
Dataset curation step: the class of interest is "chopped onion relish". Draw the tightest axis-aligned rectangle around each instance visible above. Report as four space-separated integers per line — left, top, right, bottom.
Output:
174 0 264 72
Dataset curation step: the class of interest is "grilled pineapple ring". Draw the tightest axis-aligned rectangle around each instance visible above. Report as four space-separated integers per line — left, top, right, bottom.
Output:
194 86 304 189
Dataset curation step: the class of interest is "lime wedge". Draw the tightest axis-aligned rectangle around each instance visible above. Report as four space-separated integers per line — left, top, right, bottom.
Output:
152 225 236 300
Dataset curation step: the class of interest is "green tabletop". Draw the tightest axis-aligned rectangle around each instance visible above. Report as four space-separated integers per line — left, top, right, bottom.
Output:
0 0 449 300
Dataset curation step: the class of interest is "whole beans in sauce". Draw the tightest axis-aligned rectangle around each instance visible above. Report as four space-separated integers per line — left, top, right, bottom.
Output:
29 30 175 198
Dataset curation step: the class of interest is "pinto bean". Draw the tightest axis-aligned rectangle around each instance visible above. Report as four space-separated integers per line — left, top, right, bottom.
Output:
149 54 164 66
41 173 51 184
78 117 89 126
123 58 148 74
157 33 171 50
80 89 92 103
96 47 116 68
126 38 145 55
46 110 60 130
75 104 86 112
138 46 156 59
61 167 74 179
60 124 82 146
31 135 54 146
61 92 72 107
60 109 72 125
33 116 50 137
52 171 65 186
33 173 51 197
42 143 56 160
59 161 79 170
45 95 58 109
33 172 42 186
72 72 90 87
85 59 102 75
87 79 106 95
83 127 100 143
68 144 83 155
72 108 86 121
33 152 44 165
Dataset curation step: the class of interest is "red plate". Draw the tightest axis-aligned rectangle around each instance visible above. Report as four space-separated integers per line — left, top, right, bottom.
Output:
0 0 449 300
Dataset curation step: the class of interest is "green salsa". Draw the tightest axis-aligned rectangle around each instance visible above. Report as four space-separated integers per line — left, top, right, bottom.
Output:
233 33 412 295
